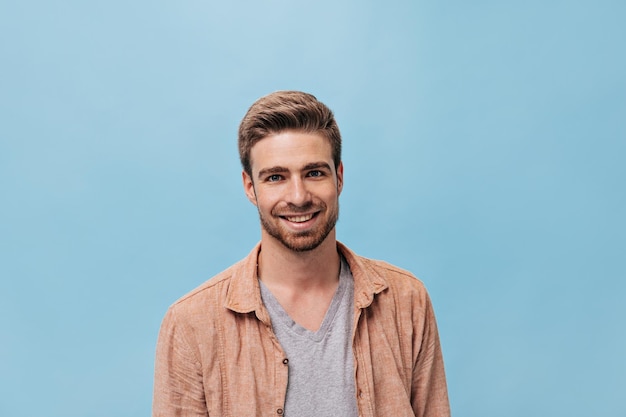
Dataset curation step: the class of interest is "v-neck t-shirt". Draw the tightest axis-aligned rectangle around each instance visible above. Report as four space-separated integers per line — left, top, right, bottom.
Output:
258 257 358 417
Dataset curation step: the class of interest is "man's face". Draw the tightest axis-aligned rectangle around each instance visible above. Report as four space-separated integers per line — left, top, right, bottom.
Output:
243 131 343 252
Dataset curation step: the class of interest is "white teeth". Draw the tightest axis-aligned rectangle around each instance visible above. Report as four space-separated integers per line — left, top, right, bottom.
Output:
285 214 314 223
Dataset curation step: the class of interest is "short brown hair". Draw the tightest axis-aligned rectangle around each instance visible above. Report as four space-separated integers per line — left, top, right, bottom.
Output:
238 91 341 176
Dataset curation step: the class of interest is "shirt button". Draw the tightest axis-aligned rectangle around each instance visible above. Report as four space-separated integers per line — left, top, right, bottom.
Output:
277 408 284 415
282 358 289 365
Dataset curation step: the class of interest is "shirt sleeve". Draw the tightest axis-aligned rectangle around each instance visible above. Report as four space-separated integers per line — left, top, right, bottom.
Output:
153 307 209 417
411 291 451 417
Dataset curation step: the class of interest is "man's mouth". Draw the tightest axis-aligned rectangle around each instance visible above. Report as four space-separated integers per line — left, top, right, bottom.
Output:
282 213 316 223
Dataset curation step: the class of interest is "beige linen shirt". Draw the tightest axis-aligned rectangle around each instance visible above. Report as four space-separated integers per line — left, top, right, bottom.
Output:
153 242 450 417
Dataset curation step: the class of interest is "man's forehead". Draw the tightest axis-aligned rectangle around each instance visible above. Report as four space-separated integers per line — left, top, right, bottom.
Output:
249 131 333 170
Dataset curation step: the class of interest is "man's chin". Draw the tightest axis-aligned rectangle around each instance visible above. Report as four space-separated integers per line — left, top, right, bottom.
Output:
260 214 337 253
278 235 325 252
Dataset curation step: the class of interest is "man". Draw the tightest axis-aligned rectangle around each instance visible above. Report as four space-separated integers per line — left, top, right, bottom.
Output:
153 91 450 417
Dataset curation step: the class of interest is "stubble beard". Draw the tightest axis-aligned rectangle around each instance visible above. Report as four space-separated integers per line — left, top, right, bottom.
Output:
258 201 339 252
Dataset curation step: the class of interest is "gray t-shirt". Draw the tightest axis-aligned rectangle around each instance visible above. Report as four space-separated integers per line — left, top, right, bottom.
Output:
259 257 358 417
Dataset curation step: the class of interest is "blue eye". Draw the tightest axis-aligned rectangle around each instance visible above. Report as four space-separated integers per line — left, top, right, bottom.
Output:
267 174 282 182
308 170 323 177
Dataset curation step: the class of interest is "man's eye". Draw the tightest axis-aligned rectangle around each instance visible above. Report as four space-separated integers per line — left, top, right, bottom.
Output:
267 174 282 182
308 170 323 177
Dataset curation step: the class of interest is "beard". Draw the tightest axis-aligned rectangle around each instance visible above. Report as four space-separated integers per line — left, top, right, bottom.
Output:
258 200 339 252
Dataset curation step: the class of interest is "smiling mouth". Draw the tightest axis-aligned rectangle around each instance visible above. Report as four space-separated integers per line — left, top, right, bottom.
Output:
282 213 317 223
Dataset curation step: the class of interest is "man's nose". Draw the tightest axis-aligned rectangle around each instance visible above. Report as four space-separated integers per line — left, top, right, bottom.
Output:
286 177 311 206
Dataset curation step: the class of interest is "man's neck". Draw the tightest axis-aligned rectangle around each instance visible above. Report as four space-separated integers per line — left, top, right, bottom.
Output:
257 232 341 331
257 232 340 292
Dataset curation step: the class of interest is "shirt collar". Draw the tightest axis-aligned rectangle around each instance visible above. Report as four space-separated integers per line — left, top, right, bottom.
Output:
223 241 389 315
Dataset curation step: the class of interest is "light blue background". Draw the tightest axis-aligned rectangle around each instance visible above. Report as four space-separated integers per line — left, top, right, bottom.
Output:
1 1 624 416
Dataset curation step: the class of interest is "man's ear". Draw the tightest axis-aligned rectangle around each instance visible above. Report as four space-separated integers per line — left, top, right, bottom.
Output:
336 162 344 195
242 170 258 206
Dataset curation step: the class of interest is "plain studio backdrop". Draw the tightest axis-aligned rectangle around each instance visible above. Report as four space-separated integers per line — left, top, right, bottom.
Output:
1 1 624 416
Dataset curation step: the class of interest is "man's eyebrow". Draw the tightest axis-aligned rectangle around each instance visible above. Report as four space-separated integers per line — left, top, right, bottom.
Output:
257 166 288 179
303 162 332 171
257 162 332 180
